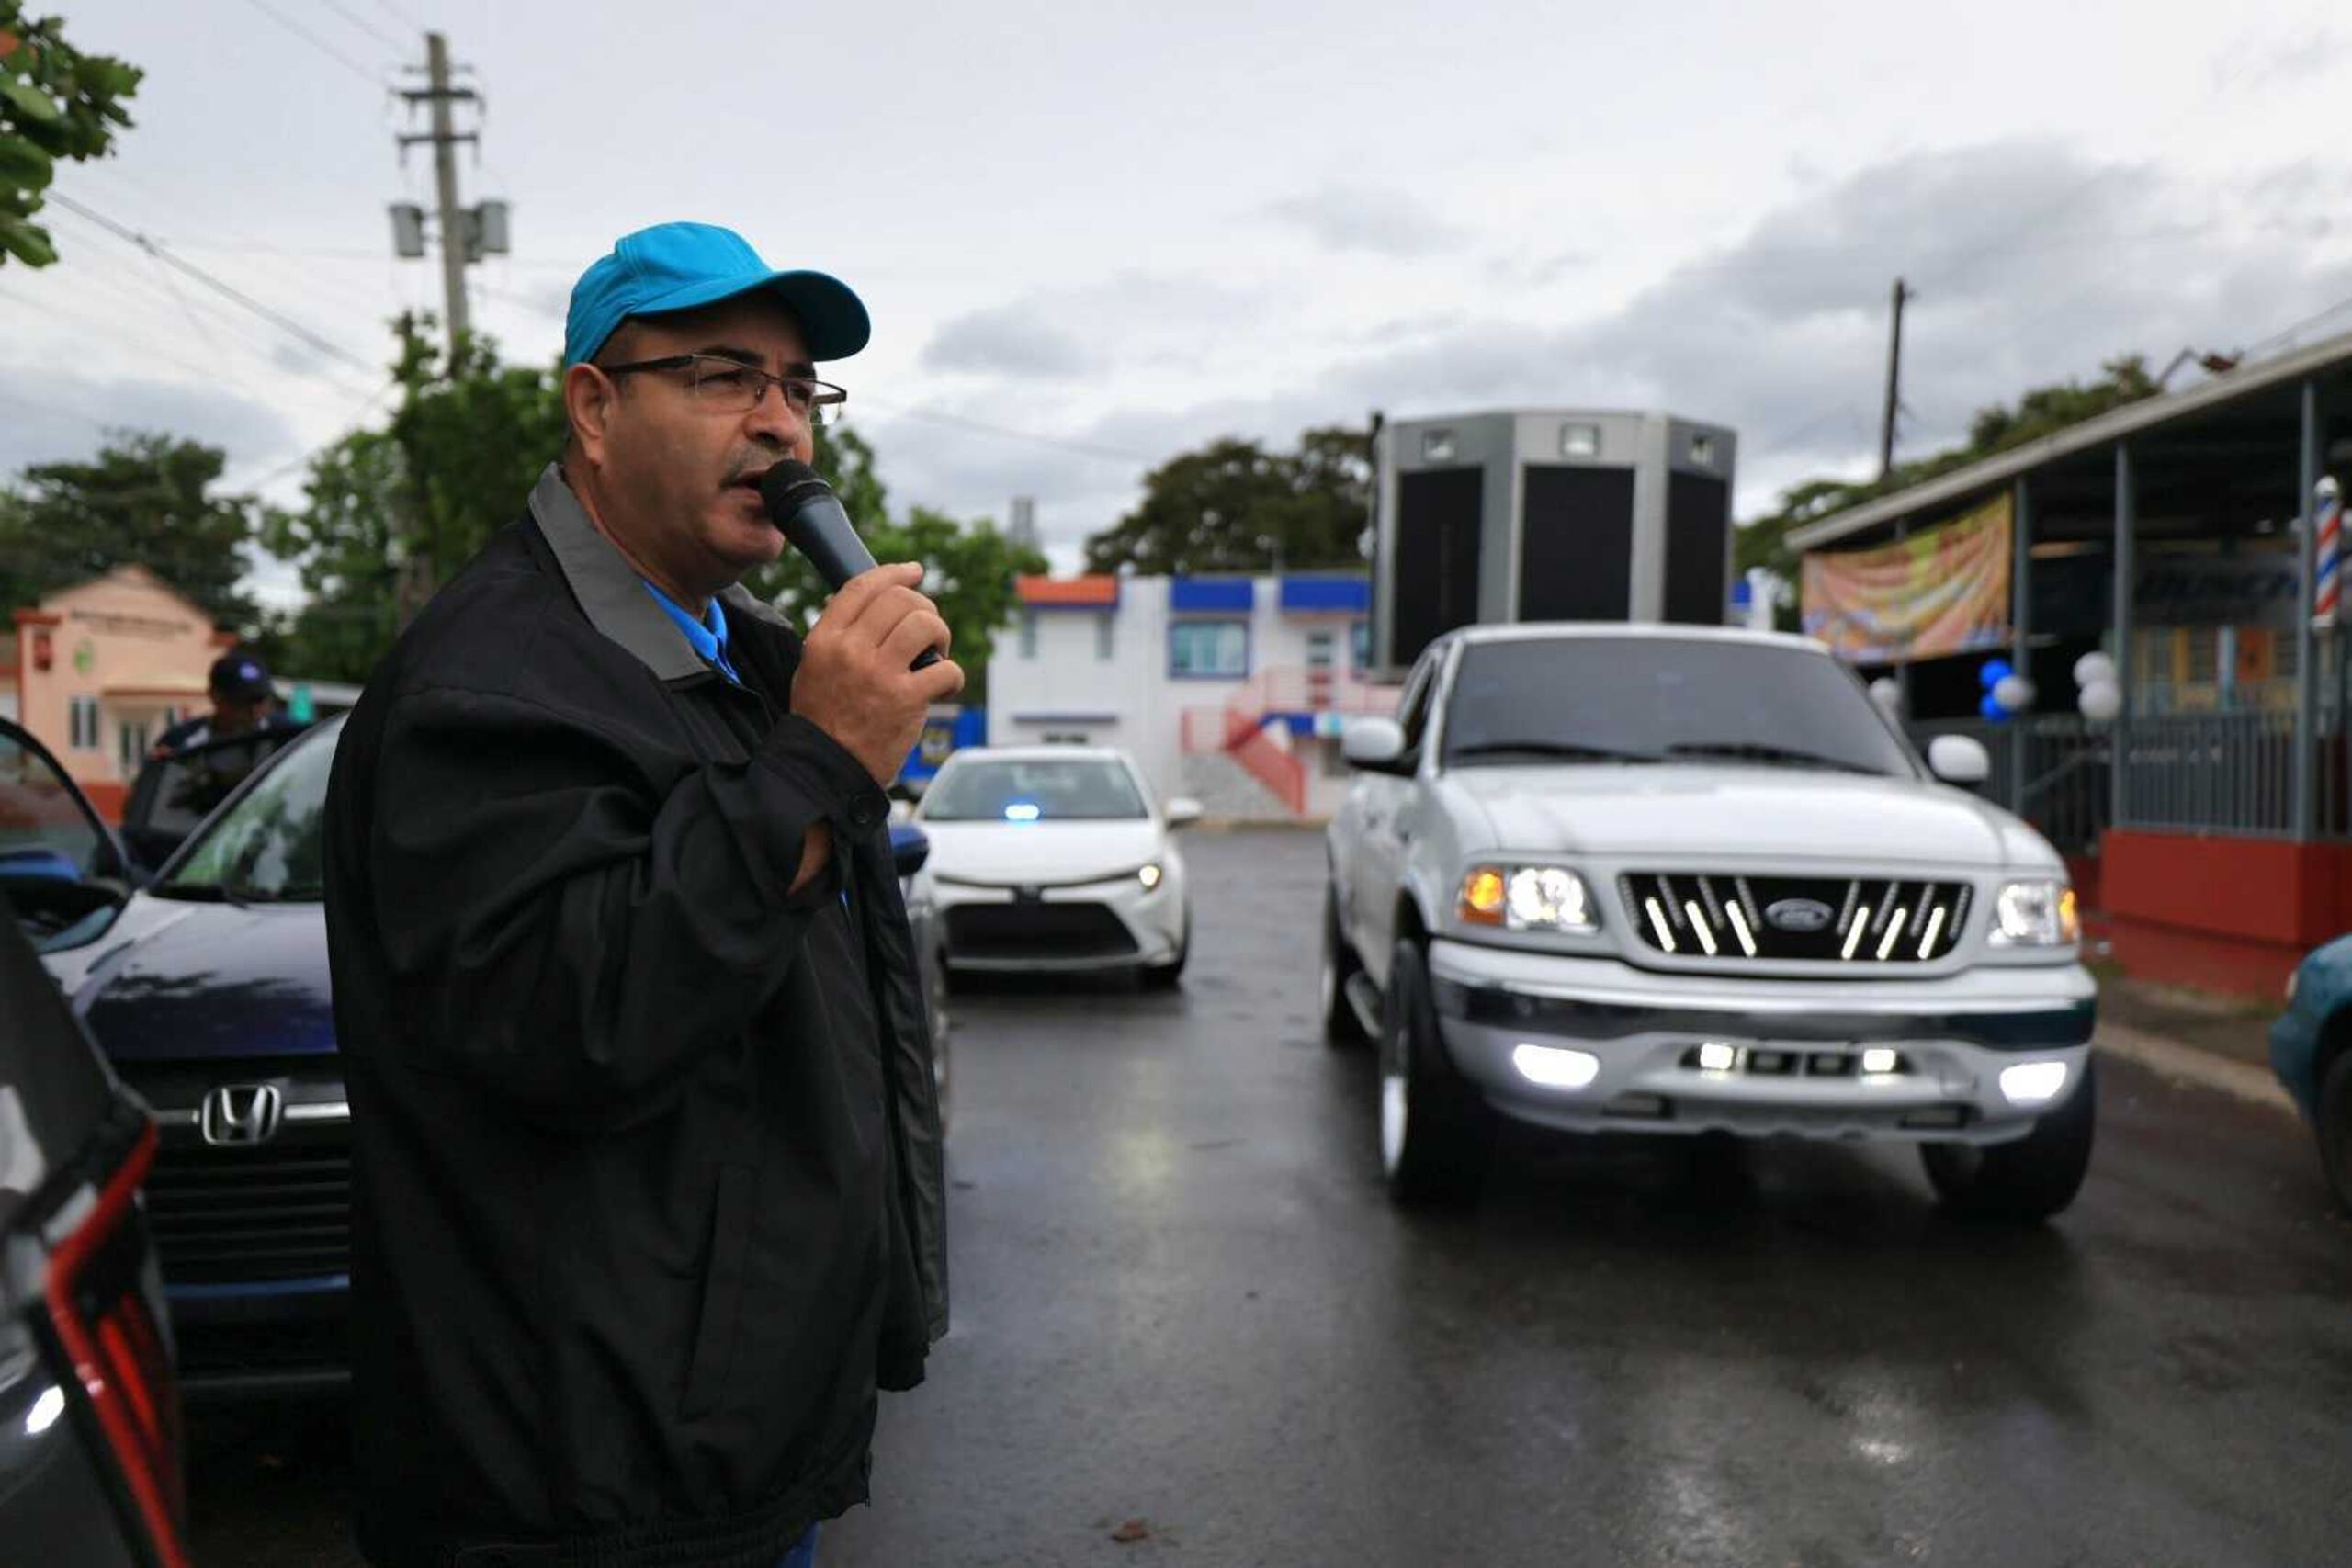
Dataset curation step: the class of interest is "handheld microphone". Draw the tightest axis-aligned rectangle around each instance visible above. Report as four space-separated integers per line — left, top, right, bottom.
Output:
758 458 944 671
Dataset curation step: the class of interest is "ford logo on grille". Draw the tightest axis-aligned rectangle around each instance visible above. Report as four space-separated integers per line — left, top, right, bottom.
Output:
1763 898 1836 934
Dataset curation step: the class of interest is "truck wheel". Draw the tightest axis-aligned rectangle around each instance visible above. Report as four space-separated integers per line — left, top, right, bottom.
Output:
1321 886 1367 1046
2318 1050 2352 1217
1381 938 1492 1205
1921 1057 2098 1223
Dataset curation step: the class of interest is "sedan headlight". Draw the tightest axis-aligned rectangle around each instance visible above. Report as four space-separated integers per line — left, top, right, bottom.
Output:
1459 863 1597 934
1137 862 1165 893
1990 880 2079 948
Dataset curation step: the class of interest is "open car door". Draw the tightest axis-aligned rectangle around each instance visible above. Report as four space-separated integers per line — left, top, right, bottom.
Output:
0 719 131 953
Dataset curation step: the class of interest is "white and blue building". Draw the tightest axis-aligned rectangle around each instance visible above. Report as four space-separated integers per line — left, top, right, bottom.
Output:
987 572 1398 819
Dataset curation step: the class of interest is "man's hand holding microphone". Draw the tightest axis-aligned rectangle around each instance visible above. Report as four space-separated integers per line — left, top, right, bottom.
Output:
760 457 965 892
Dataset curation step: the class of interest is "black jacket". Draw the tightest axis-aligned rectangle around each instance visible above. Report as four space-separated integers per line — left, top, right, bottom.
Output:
323 466 948 1568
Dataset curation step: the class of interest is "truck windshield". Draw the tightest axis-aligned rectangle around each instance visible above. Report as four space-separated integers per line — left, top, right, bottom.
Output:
1441 637 1916 778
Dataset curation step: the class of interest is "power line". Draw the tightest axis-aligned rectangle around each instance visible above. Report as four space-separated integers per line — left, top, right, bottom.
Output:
9 228 382 400
232 377 402 493
236 0 389 87
319 0 410 52
2239 290 2352 362
44 193 381 378
368 0 424 32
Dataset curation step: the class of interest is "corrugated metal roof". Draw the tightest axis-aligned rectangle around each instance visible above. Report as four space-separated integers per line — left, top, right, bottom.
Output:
1786 326 2352 557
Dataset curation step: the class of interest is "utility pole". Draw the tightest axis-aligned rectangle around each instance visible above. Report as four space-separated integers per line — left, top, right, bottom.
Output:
390 33 508 362
1878 277 1910 481
424 34 469 358
386 31 510 627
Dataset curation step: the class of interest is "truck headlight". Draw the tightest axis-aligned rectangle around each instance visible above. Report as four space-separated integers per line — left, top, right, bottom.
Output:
1990 880 2079 948
1460 863 1597 933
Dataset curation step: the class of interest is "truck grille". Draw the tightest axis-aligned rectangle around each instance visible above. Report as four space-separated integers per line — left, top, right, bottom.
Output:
142 1129 352 1285
1618 874 1971 964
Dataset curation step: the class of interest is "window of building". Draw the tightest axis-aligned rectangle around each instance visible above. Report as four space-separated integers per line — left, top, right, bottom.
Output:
1169 619 1249 679
117 718 151 777
1306 629 1337 671
69 695 100 750
1019 609 1038 659
1095 612 1115 661
1351 620 1372 670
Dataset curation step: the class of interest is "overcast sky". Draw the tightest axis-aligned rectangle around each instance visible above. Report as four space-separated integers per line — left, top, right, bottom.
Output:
9 0 2352 607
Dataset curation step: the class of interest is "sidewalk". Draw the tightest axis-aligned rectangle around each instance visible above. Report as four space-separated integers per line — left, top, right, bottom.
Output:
2090 960 2296 1113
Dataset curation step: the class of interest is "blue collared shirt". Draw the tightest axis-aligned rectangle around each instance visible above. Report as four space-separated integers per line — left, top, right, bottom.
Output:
640 580 743 686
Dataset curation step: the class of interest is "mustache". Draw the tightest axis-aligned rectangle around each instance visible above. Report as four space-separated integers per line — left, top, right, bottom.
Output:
724 441 793 490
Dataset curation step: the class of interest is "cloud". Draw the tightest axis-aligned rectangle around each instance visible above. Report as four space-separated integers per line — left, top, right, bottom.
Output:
921 303 1095 378
865 139 2352 558
0 368 299 484
1266 185 1465 258
2210 24 2346 94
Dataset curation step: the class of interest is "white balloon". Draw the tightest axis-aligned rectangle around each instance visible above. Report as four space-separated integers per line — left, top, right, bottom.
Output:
1993 674 2037 714
2073 651 2117 689
1868 677 1903 716
2079 679 2122 722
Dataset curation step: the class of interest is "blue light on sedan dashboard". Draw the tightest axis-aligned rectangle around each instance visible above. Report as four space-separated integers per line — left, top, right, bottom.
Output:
1004 801 1042 823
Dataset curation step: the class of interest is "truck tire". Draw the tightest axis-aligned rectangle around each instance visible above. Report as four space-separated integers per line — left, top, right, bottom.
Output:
1381 938 1492 1205
1321 886 1368 1046
1920 1057 2098 1223
2317 1049 2352 1217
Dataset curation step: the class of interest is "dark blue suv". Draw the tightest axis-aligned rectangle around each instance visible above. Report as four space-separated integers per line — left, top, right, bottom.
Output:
7 716 346 1397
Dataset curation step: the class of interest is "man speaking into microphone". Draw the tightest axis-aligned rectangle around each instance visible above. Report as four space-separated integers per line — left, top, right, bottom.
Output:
322 221 958 1568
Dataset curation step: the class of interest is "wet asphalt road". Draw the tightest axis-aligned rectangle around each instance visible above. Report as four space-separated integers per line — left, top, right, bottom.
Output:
188 829 2352 1567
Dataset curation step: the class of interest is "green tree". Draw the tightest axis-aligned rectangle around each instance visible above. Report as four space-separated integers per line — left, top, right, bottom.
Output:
1083 424 1372 575
0 432 259 624
1737 355 2161 622
0 6 141 268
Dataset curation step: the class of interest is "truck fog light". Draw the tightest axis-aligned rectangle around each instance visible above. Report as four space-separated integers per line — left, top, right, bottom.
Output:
1697 1042 1736 1072
1999 1061 2069 1105
1860 1048 1900 1076
1512 1043 1600 1089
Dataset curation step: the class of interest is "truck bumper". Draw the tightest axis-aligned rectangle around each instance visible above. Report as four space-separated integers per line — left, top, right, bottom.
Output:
1426 939 2097 1145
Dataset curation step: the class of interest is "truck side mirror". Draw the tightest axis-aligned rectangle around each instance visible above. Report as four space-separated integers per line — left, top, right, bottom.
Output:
1927 734 1991 785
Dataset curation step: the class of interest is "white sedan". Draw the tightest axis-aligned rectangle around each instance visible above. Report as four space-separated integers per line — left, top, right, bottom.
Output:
911 746 1198 986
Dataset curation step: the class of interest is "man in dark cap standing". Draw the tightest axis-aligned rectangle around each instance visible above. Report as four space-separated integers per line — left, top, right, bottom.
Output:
323 222 956 1568
152 649 300 755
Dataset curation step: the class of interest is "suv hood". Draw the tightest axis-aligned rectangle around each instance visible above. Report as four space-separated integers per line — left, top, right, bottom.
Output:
75 902 334 1063
1447 764 2052 870
917 818 1164 885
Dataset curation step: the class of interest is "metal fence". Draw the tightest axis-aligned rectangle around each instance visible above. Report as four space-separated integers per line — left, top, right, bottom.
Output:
1909 701 2350 849
1909 716 2109 858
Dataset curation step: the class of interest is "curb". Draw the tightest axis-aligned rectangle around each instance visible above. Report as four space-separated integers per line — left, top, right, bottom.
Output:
2094 1021 2296 1114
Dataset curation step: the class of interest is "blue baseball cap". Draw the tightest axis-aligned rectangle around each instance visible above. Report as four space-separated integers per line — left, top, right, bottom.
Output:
563 221 870 366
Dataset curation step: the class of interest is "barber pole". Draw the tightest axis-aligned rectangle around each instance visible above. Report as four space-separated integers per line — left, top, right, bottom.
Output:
2316 476 2341 630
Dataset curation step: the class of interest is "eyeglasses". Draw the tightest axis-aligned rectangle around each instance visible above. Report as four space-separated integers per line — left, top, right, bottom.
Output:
597 354 847 425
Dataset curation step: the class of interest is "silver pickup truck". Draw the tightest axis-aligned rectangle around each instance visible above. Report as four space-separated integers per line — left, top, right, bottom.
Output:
1323 624 2096 1218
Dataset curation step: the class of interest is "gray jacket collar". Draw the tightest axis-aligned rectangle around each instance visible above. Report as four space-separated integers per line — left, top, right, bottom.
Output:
528 462 792 683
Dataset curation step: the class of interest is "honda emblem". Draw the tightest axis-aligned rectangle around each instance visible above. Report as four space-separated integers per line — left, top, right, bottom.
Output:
199 1083 285 1146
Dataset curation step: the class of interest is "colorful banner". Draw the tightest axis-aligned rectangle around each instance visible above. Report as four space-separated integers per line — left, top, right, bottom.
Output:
1801 493 2013 664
